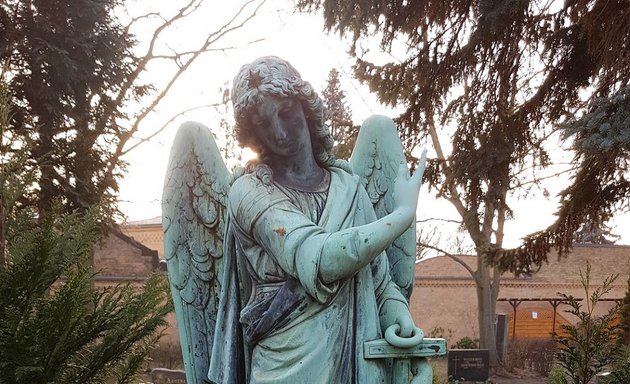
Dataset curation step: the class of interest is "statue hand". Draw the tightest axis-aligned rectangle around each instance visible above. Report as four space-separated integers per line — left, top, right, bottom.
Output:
395 313 415 337
380 301 424 348
393 149 427 216
380 300 417 337
385 321 425 348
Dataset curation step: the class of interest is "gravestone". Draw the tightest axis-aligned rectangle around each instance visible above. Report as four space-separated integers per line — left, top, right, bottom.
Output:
150 368 187 384
447 349 489 382
496 313 509 361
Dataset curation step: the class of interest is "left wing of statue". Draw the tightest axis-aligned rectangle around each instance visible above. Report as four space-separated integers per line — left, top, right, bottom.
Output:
162 122 231 384
349 115 426 300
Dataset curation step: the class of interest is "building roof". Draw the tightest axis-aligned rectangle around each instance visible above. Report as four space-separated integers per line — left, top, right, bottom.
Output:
123 216 162 227
110 229 159 258
415 244 630 286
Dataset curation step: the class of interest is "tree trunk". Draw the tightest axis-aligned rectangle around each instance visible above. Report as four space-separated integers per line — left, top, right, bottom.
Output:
0 194 5 268
475 256 501 367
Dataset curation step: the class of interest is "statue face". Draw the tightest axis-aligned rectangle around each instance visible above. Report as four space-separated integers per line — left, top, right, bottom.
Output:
249 96 311 158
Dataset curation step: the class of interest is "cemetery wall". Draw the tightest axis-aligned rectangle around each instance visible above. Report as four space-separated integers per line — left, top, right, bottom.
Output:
412 244 630 344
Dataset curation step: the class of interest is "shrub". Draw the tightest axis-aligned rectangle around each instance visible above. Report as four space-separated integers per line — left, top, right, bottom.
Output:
504 339 556 376
148 342 184 370
545 364 567 384
551 262 622 384
0 210 173 384
601 345 630 384
454 336 479 349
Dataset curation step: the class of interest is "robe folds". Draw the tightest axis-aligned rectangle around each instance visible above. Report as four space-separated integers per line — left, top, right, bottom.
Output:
208 167 408 384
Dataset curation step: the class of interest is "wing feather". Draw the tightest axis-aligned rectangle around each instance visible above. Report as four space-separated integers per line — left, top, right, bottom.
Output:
162 121 231 384
350 115 417 300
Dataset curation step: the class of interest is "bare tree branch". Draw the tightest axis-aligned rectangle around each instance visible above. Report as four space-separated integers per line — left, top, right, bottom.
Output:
417 241 476 278
122 104 222 154
150 42 263 61
122 12 163 37
416 217 462 225
120 0 267 148
99 0 267 184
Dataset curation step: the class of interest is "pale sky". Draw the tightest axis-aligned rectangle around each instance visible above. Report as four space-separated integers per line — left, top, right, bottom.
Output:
117 0 629 250
118 0 392 219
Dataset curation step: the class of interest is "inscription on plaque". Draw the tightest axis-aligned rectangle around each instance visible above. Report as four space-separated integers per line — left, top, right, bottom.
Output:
150 368 186 384
447 349 489 382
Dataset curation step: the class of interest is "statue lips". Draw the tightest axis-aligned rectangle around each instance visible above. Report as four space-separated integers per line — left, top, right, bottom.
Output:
274 138 298 153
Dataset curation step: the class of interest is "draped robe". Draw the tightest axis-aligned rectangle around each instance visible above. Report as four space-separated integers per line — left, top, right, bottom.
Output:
208 167 408 384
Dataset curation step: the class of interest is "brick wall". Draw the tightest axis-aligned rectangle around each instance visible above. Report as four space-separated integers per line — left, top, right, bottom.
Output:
410 244 630 344
122 224 164 257
94 231 158 277
92 230 179 345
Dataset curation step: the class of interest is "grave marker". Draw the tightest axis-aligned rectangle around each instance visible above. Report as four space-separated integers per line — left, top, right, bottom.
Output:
447 349 489 382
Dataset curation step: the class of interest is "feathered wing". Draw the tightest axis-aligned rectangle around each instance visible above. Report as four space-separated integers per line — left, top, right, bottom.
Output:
350 115 419 300
162 122 231 384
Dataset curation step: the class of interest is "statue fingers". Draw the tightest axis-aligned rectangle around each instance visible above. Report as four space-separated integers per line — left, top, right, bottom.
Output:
397 162 409 181
413 149 428 182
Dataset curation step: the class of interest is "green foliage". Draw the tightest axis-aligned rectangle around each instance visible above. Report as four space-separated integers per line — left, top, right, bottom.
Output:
322 68 357 160
545 364 568 384
545 86 630 254
601 345 630 384
297 0 630 270
563 87 630 154
551 262 622 384
298 0 630 366
1 0 140 217
454 336 479 350
0 210 172 384
1 79 38 266
620 277 630 345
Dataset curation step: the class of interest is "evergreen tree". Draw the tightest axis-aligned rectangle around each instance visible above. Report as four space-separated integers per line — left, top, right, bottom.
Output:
620 276 630 346
552 263 621 384
297 0 630 365
0 0 265 219
1 0 138 216
573 215 620 245
542 86 630 251
322 68 356 160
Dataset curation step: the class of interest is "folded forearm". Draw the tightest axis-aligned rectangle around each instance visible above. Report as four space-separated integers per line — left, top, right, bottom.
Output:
379 298 411 332
318 209 414 284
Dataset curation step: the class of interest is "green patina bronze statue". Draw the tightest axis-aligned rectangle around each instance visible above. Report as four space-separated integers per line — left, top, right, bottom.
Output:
162 56 440 384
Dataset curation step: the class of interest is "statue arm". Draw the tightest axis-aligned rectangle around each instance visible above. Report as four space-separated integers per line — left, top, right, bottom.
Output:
319 164 422 284
229 167 420 303
318 209 414 284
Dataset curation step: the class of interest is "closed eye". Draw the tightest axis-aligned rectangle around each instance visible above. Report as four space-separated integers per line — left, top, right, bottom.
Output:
278 99 295 114
252 118 267 128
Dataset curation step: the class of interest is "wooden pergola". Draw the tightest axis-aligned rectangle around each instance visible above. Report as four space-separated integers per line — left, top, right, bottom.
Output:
497 297 622 339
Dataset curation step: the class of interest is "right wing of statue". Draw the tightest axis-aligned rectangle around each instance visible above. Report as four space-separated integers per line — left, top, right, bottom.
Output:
350 115 425 301
162 122 231 384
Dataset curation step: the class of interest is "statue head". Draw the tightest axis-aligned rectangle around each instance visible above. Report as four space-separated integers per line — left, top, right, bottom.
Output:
232 56 335 167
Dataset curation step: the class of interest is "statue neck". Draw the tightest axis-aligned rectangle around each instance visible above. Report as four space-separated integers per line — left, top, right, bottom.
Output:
269 152 326 191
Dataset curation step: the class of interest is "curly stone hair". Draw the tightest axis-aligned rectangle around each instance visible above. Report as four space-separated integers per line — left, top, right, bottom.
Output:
232 56 347 171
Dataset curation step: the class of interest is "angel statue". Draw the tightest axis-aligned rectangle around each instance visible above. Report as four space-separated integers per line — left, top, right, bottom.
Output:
162 56 434 384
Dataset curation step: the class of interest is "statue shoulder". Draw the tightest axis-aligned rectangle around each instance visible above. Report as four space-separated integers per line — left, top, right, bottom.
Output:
228 172 289 227
229 173 270 203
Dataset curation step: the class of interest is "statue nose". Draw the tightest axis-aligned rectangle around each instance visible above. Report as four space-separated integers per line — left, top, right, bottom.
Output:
270 117 289 140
